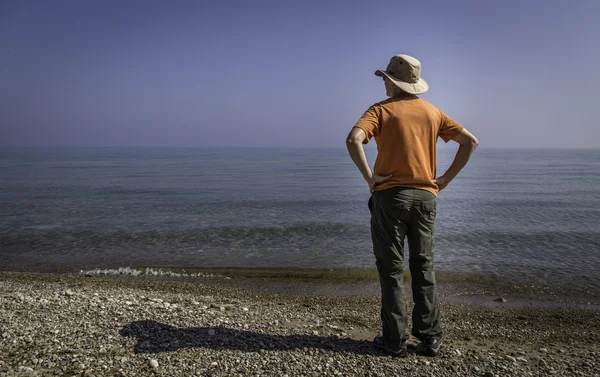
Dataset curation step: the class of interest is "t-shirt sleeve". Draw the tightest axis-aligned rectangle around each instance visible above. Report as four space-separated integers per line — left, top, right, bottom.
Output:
352 105 381 144
438 109 465 143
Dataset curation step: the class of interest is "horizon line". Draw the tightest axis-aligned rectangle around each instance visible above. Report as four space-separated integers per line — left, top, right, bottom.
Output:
1 145 599 150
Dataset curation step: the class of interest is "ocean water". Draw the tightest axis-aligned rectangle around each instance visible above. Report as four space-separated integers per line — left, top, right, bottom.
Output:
1 147 599 296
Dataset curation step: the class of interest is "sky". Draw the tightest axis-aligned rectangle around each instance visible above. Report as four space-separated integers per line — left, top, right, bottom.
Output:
1 0 599 149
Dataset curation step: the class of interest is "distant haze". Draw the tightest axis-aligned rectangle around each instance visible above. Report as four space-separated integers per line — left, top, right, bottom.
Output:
1 0 599 148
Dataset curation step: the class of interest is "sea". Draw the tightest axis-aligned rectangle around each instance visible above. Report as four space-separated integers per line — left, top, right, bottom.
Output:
1 147 599 297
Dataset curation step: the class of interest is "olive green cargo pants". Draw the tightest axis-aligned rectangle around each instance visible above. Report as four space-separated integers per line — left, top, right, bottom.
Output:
369 187 442 348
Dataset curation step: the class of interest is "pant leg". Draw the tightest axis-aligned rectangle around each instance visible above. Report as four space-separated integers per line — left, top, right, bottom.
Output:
370 188 412 347
406 190 442 340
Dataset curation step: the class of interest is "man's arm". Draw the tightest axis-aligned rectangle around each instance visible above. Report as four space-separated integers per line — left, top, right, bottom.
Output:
433 128 479 190
346 127 391 192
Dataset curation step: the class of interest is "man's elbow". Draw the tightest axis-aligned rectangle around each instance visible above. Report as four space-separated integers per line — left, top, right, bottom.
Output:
346 136 363 146
454 129 479 149
346 128 367 146
460 137 479 151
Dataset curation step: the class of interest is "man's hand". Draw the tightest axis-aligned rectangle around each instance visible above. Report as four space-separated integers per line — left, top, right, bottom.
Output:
369 174 392 193
432 176 450 191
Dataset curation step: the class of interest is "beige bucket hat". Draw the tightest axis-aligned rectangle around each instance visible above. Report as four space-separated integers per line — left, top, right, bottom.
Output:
375 54 429 95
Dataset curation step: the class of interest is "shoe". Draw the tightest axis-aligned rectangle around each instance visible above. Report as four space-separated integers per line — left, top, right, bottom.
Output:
415 336 443 357
373 336 408 358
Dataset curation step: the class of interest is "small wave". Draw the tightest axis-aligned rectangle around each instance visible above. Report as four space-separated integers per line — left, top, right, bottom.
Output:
79 266 220 278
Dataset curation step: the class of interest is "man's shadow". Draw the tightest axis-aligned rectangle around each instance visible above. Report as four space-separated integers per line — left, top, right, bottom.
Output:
120 320 384 356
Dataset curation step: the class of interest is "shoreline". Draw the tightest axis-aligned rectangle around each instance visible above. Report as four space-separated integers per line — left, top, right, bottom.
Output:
5 265 599 306
1 271 599 376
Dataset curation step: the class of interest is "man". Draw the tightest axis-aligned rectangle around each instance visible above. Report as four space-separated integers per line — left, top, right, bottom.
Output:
346 54 479 357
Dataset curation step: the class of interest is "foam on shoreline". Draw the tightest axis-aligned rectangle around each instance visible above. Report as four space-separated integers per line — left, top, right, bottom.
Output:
76 266 498 283
79 266 221 278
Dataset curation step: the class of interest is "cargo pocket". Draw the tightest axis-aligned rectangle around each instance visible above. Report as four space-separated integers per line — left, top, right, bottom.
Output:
420 201 437 222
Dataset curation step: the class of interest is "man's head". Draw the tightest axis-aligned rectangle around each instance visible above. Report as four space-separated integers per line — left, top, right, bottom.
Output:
375 54 428 95
383 76 406 97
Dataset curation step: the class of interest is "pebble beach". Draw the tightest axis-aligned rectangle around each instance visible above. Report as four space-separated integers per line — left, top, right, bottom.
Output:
1 270 599 377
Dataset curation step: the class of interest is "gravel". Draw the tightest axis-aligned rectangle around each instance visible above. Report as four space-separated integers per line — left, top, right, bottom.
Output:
1 271 599 377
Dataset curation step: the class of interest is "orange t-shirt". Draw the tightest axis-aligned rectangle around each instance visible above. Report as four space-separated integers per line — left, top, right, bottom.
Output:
353 94 464 196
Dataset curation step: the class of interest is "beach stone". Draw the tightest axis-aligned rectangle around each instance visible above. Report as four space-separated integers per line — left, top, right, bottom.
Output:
494 297 507 303
210 303 234 310
242 307 249 312
64 290 74 296
148 359 158 368
516 356 527 362
506 355 516 362
539 347 548 353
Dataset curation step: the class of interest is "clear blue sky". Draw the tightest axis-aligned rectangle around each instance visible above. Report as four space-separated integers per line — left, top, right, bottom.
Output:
1 0 598 148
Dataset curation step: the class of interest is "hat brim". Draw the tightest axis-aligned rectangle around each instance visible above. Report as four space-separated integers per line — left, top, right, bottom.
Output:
375 69 429 95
